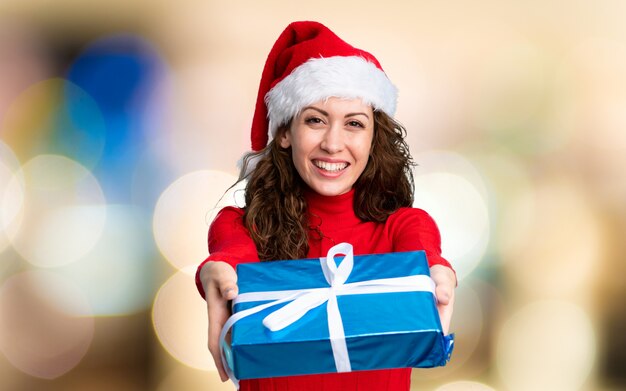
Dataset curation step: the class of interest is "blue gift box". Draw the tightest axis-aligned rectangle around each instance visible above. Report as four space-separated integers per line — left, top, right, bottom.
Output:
220 243 454 383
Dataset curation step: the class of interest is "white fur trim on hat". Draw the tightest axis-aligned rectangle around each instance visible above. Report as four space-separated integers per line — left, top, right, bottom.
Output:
264 56 398 140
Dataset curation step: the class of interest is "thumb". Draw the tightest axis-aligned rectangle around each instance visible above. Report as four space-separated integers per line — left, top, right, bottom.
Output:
220 283 239 301
435 285 451 305
435 284 451 305
211 262 238 300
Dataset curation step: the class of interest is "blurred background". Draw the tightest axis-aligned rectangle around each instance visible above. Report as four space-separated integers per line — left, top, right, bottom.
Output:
1 1 625 390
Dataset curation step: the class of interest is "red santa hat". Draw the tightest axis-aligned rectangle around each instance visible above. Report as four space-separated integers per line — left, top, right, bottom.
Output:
250 21 398 152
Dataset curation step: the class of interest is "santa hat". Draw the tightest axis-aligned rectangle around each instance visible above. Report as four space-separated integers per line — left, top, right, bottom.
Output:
250 21 398 152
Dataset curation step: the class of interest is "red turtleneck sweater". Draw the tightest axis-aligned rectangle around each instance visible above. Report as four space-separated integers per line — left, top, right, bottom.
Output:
195 189 452 391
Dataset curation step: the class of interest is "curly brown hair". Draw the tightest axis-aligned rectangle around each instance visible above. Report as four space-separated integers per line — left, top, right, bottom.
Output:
240 110 415 261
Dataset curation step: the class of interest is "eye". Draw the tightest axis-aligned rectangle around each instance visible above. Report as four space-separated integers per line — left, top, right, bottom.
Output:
305 116 324 125
347 120 364 128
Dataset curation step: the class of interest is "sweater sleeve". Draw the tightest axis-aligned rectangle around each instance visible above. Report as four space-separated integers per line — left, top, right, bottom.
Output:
194 206 260 299
387 207 455 272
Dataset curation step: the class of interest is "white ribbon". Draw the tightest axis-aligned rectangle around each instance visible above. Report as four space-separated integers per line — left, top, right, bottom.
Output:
219 243 436 388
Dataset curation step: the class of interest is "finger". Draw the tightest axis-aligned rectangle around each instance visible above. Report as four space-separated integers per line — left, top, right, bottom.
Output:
437 301 453 335
206 269 236 382
209 340 229 381
207 291 230 380
430 265 456 335
436 289 455 335
207 301 230 381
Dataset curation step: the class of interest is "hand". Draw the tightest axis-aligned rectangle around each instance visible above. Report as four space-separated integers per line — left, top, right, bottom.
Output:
429 264 456 335
200 261 238 382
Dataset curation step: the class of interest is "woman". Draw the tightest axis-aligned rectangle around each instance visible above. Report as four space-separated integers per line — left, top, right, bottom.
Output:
196 21 456 391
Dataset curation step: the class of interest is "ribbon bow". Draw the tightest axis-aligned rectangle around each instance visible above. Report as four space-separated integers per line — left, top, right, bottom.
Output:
219 243 436 388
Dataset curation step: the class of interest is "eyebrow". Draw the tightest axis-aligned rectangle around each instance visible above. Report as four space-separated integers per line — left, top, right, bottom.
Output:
301 106 370 119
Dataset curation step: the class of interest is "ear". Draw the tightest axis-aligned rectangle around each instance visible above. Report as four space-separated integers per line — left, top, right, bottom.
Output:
278 128 292 148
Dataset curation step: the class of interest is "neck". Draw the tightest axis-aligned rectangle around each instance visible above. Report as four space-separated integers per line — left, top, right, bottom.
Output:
304 187 361 232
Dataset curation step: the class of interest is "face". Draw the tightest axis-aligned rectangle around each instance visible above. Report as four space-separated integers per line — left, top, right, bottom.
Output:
279 97 374 196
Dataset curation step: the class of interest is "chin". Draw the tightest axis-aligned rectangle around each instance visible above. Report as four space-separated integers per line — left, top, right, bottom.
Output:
310 184 350 197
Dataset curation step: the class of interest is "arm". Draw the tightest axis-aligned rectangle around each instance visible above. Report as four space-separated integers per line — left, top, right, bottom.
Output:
388 208 456 334
195 207 260 298
195 207 260 381
199 260 237 381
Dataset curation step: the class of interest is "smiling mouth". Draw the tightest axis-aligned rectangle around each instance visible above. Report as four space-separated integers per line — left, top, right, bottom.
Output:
312 160 349 173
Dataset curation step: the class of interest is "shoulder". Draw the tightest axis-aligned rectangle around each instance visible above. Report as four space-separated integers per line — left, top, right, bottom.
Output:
387 207 439 228
384 207 443 244
213 205 245 220
386 207 451 268
209 206 246 234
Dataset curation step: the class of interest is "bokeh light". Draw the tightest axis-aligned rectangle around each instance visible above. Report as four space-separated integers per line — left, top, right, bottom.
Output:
157 364 235 391
0 76 107 171
0 78 63 160
496 300 596 391
0 271 94 379
8 155 106 268
52 81 107 170
158 61 253 175
466 147 533 253
0 22 50 123
0 141 23 254
394 45 467 151
471 37 552 153
66 34 168 203
552 37 626 210
499 179 603 297
55 205 156 316
0 77 107 170
153 170 241 271
434 380 496 391
152 269 214 371
560 37 626 152
442 280 484 369
413 279 485 382
413 151 490 280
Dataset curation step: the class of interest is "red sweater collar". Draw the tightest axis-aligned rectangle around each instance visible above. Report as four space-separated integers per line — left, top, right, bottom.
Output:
304 187 362 231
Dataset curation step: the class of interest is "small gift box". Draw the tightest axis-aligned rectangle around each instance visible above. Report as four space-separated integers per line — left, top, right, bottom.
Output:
219 243 454 386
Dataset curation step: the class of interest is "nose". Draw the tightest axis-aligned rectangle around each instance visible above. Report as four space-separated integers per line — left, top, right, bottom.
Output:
320 123 344 154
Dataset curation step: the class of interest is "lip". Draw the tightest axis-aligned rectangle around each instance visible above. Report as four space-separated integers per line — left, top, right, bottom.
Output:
311 159 350 178
312 158 349 164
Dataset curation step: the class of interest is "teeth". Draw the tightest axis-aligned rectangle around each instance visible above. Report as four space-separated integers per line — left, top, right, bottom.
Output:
313 160 348 172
